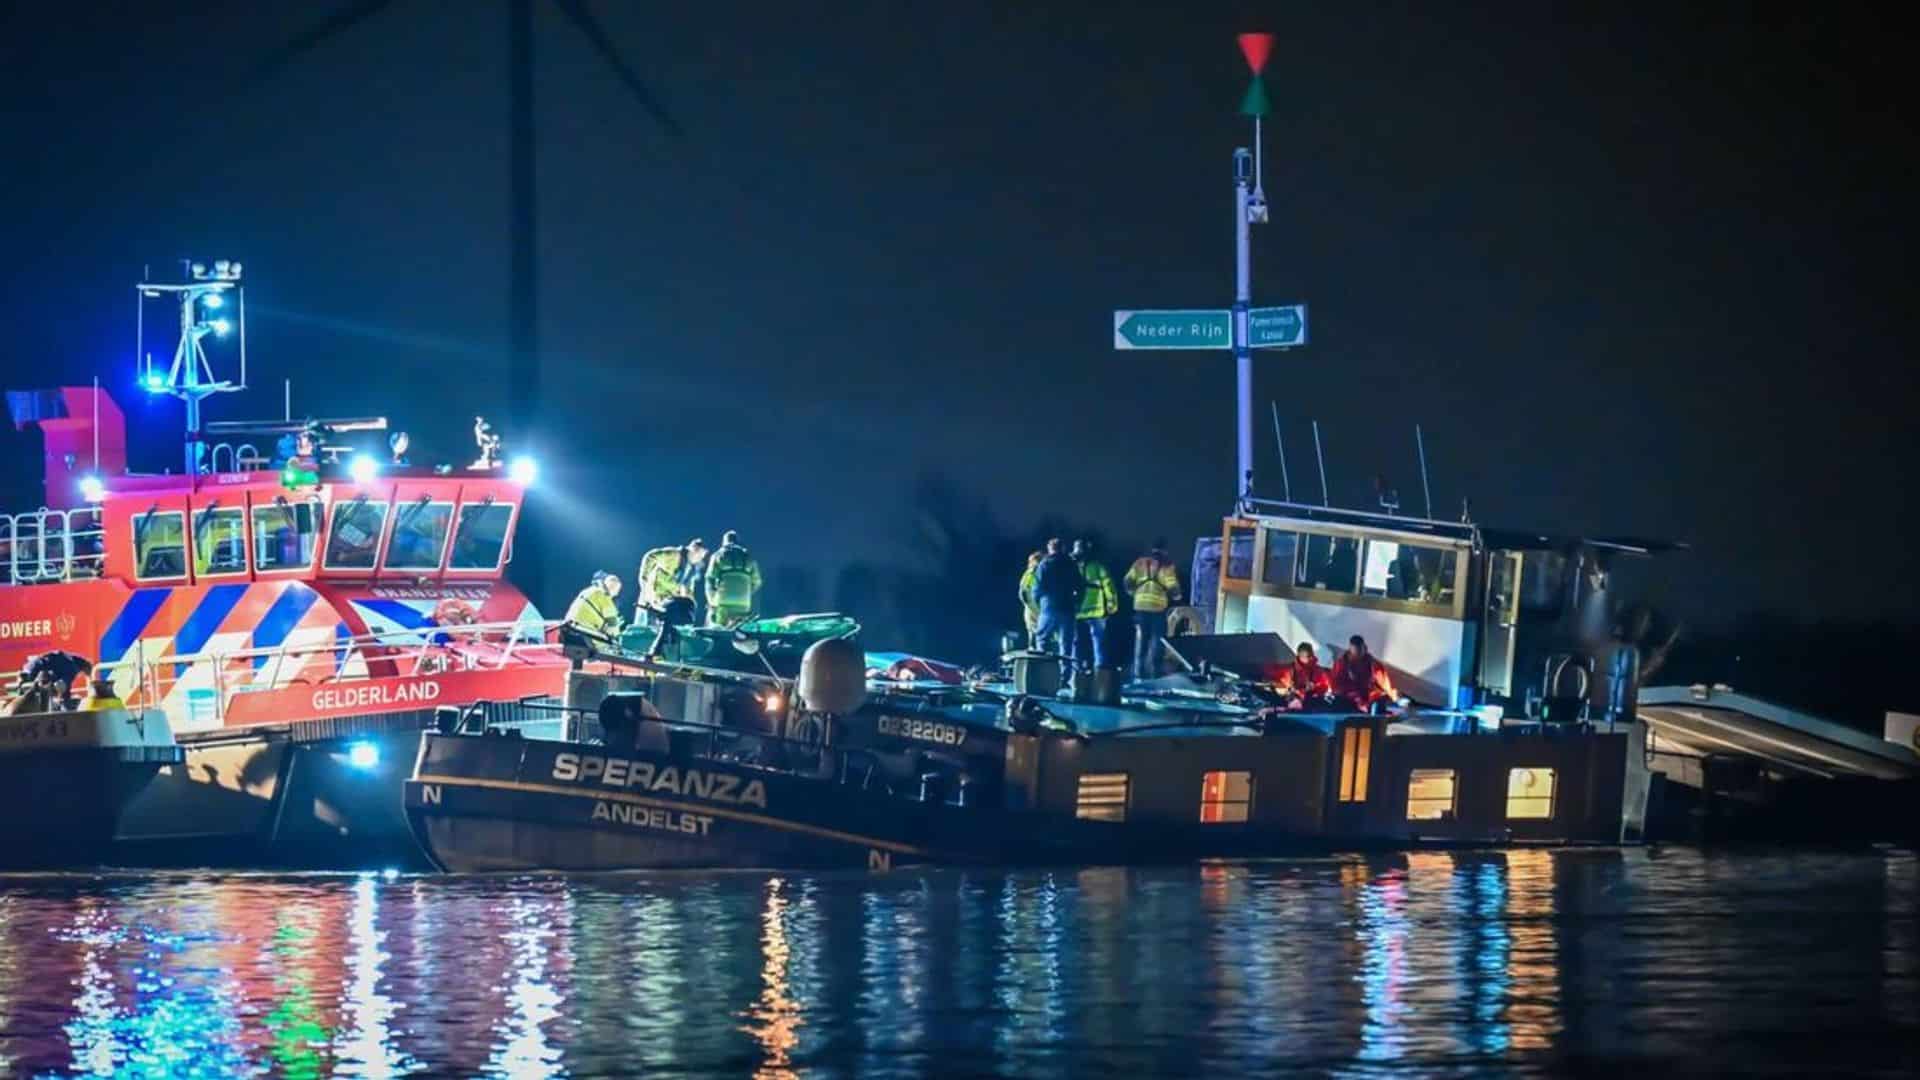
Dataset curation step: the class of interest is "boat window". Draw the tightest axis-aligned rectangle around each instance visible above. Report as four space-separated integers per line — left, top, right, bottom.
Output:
193 505 248 576
323 498 389 571
133 509 186 579
1260 529 1297 585
1223 526 1255 580
1198 770 1253 823
1486 551 1521 625
1360 540 1457 607
1505 767 1557 820
1295 534 1359 592
253 498 321 571
385 499 454 571
1338 726 1372 802
449 502 515 570
1405 768 1457 821
1075 773 1130 822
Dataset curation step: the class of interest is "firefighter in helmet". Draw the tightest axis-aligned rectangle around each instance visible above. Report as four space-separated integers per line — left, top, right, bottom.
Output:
703 531 763 628
564 570 625 640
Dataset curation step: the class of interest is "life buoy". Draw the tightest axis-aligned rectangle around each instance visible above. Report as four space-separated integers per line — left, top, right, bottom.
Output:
1165 605 1205 637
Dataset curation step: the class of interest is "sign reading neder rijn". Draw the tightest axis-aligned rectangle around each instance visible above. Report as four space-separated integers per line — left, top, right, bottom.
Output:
1112 309 1231 350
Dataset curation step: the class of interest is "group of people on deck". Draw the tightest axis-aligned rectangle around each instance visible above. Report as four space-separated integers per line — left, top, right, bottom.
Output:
1276 635 1400 713
563 531 766 643
1020 537 1182 681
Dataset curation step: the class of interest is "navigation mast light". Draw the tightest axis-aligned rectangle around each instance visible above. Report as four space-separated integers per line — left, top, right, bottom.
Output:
79 475 106 502
348 454 379 484
508 456 537 487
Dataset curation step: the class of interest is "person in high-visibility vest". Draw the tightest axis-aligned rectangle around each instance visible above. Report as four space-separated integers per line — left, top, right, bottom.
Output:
1017 550 1043 646
1123 540 1183 679
703 530 763 628
1072 538 1119 674
636 538 708 622
563 571 625 640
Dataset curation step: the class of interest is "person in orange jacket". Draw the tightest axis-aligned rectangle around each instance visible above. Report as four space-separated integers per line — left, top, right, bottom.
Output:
1276 641 1332 708
1331 635 1398 712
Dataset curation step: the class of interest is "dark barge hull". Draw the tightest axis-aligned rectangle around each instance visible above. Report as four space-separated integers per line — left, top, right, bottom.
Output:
402 733 1372 873
111 703 560 870
0 706 183 869
404 732 1042 872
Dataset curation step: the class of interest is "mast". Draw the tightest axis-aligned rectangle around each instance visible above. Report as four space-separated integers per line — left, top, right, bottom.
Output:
137 259 246 481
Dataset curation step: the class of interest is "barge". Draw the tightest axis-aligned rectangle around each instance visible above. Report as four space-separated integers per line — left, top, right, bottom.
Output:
405 498 1915 872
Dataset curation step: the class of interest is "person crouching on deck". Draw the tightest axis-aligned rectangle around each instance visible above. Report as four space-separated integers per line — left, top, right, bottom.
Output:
1331 635 1399 713
564 570 625 641
1277 641 1332 709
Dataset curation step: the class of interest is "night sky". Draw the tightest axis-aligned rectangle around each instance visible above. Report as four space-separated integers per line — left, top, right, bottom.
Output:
2 3 1914 634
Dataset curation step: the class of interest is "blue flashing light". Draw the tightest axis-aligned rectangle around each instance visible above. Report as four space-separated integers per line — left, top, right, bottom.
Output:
347 741 380 770
141 371 168 393
78 475 106 503
348 454 379 484
203 292 224 310
508 455 538 487
209 317 232 336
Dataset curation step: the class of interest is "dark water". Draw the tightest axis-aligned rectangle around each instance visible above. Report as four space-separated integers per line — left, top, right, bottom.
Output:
0 849 1914 1077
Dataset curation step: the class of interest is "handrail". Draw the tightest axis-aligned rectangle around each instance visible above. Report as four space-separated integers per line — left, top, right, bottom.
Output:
1 506 106 584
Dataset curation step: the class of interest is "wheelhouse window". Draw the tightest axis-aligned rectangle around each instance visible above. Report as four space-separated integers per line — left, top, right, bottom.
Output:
253 498 320 571
133 509 186 579
1506 767 1557 820
1199 770 1253 823
1260 529 1298 585
448 502 515 570
1405 768 1457 821
1338 726 1372 802
1295 533 1359 592
1224 525 1255 581
1075 773 1130 822
192 505 247 576
384 498 453 571
324 497 389 571
1360 540 1458 607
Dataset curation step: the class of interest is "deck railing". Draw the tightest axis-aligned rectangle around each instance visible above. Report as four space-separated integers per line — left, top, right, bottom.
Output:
0 507 106 584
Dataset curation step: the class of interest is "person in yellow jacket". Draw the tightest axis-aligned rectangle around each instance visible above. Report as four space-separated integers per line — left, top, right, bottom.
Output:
636 538 708 622
1071 538 1119 673
1017 550 1043 645
563 570 625 640
703 530 762 628
1124 539 1184 679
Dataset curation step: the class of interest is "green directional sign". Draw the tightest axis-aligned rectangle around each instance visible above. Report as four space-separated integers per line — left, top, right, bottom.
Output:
1113 309 1231 350
1248 304 1308 348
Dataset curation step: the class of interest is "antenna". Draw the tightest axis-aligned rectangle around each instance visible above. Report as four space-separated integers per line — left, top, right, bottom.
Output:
1270 401 1291 502
1312 419 1329 508
134 259 247 481
1416 425 1434 520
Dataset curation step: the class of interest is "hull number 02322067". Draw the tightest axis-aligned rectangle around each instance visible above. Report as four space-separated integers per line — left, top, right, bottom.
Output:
876 715 967 747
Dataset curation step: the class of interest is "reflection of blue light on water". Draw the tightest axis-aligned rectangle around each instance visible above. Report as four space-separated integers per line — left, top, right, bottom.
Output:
59 909 256 1076
1356 869 1410 1063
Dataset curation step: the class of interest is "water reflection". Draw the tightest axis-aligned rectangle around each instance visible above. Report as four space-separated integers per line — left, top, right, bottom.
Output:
0 850 1911 1075
741 877 802 1078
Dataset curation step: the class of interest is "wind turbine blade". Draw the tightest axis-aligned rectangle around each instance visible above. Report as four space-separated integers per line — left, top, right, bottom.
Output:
551 0 683 137
247 0 403 83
